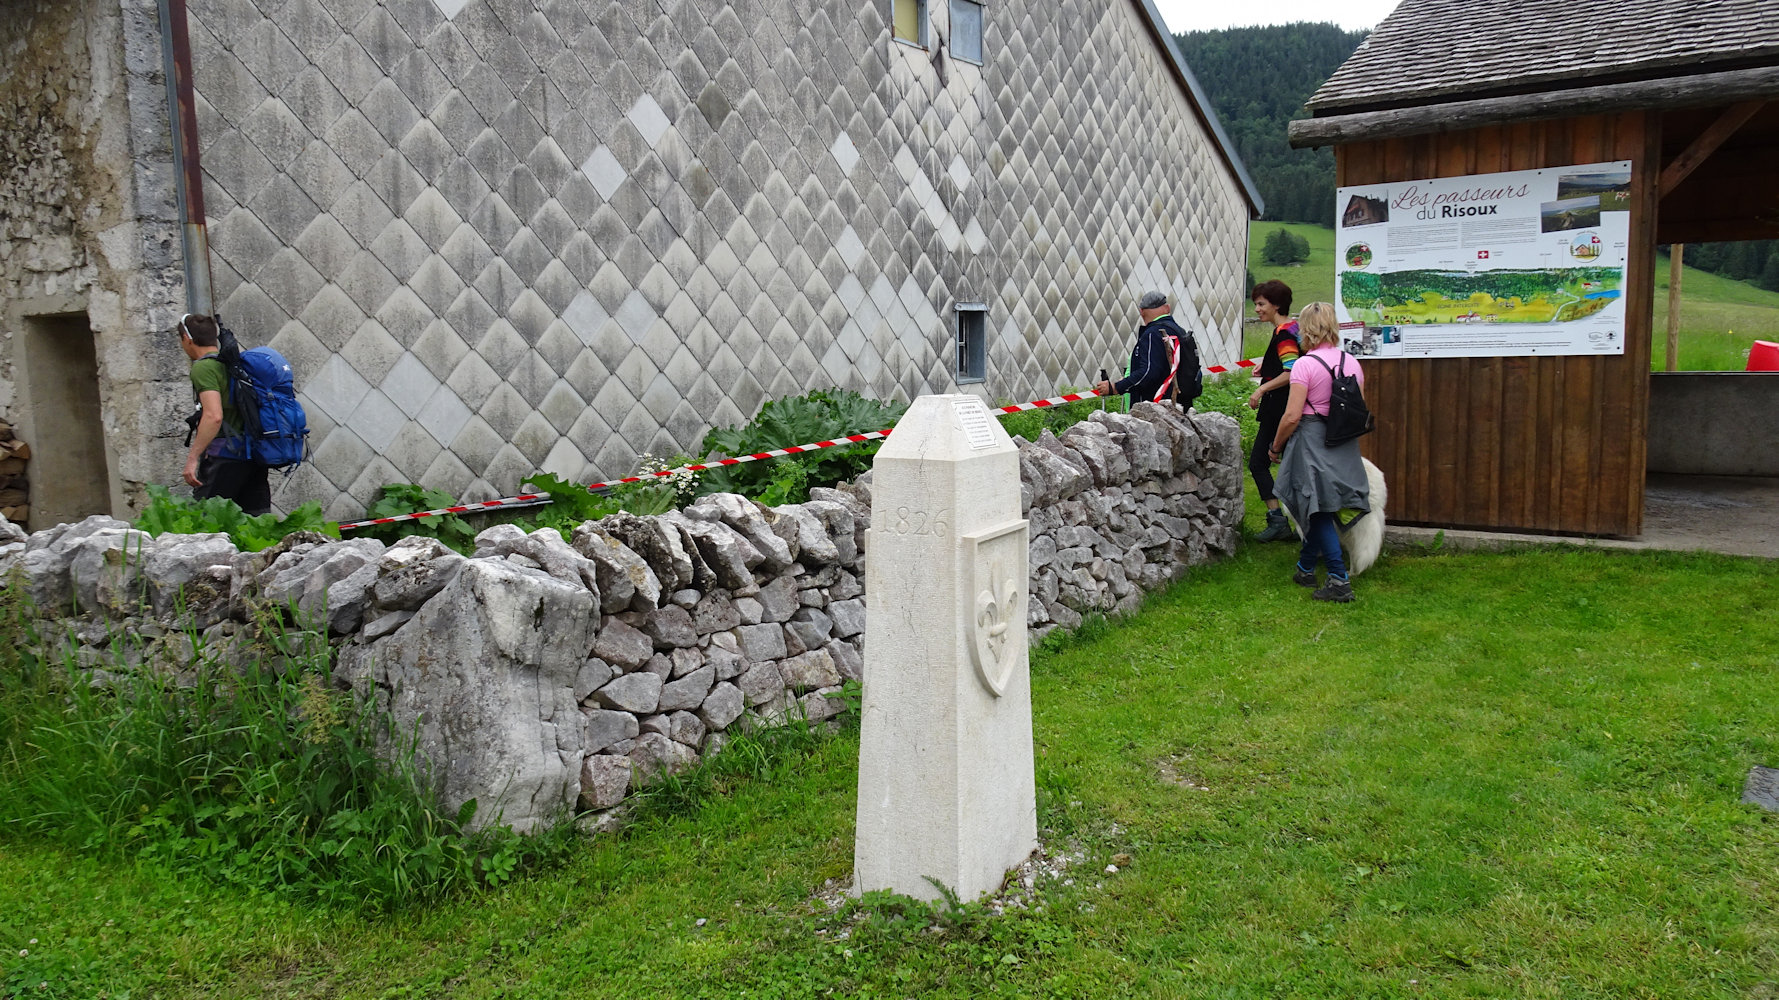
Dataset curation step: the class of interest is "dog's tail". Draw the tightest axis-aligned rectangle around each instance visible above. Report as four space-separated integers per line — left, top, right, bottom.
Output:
1344 458 1388 577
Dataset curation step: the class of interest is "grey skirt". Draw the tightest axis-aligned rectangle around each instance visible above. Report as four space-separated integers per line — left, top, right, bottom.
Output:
1274 415 1371 524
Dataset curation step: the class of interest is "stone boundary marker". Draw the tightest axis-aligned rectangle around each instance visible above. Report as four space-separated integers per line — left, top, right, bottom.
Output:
855 395 1037 902
0 402 1242 834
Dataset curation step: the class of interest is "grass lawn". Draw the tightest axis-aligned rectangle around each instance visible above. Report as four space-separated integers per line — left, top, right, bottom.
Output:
1245 224 1779 371
4 531 1777 997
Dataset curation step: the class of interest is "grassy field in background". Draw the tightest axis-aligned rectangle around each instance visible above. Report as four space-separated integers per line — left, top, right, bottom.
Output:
1244 224 1779 370
1246 222 1338 309
1654 251 1779 370
1244 222 1337 360
4 535 1777 998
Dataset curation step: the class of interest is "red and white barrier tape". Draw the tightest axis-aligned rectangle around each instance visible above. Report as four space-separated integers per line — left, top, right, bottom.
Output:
339 494 555 529
336 357 1266 531
1203 357 1260 376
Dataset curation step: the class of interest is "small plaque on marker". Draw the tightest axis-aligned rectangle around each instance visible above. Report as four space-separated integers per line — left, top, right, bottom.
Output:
951 397 998 450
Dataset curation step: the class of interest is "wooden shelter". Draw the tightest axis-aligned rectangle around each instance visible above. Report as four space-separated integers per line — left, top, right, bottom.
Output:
1290 0 1779 536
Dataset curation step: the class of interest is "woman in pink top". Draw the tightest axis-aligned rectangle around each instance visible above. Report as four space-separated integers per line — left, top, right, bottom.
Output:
1267 303 1372 603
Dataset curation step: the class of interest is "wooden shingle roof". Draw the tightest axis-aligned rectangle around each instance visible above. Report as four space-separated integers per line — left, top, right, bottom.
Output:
1307 0 1779 114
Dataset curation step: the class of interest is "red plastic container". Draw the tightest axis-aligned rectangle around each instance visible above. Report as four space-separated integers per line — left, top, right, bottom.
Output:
1749 340 1779 372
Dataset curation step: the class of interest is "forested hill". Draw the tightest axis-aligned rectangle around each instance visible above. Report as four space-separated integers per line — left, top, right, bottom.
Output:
1173 23 1367 226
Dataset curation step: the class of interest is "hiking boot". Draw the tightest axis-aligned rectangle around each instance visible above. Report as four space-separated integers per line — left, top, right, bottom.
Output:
1312 578 1354 603
1292 566 1318 588
1256 509 1297 542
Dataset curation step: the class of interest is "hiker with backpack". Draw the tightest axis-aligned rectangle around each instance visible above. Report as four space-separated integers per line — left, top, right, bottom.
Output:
177 313 308 515
1268 302 1374 604
1093 290 1201 409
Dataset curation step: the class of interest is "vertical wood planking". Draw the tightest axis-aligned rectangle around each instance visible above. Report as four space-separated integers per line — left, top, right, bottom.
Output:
1588 115 1622 532
1499 356 1535 525
1556 117 1603 532
1429 136 1473 523
1463 124 1503 526
1495 121 1532 526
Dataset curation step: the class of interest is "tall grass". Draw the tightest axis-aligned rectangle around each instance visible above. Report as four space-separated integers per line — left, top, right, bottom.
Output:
0 593 570 910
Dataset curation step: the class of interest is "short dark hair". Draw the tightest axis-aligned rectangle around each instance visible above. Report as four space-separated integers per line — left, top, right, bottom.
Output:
181 313 219 347
1251 280 1293 314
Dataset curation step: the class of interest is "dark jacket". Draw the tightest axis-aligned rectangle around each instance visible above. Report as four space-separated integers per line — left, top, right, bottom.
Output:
1114 315 1198 405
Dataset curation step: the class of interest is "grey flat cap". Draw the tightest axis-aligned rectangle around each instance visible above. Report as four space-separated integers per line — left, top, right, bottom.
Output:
1138 290 1169 310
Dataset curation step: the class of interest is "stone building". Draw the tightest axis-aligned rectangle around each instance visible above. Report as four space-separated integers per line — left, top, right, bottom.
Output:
0 0 1259 523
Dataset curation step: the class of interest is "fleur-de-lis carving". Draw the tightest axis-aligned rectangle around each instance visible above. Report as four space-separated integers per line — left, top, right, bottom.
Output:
972 568 1020 696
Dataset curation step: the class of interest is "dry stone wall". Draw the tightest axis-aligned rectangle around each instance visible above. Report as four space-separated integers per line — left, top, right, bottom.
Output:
3 402 1238 832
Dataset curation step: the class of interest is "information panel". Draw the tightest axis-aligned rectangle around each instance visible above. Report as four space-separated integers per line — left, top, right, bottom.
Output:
1333 161 1632 359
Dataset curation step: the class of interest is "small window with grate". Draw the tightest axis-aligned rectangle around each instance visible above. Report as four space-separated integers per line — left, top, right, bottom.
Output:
956 304 986 383
949 0 983 63
893 0 927 47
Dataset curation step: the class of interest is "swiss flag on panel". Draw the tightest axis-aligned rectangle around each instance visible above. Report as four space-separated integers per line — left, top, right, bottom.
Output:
1476 250 1490 259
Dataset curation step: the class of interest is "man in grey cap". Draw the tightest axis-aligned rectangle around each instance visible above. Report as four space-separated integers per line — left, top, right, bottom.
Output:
1095 291 1200 407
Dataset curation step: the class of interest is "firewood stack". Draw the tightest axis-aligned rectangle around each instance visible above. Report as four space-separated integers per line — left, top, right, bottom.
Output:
0 421 29 530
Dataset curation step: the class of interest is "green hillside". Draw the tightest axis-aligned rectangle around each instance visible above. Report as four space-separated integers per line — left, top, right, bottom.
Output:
1243 222 1336 358
1655 252 1779 370
1242 223 1779 369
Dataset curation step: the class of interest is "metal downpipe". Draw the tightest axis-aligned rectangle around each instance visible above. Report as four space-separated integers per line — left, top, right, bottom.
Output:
157 0 212 316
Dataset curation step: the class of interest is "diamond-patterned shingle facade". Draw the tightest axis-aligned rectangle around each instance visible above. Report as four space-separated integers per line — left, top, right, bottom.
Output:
190 0 1253 519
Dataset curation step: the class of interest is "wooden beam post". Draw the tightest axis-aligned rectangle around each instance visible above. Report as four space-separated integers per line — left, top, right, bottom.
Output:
1658 101 1766 199
1665 244 1683 371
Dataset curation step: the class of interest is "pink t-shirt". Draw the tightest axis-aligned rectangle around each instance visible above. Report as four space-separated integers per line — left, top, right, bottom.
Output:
1289 344 1364 417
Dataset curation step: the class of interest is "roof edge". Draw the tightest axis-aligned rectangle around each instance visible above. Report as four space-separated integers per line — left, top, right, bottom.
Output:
1128 0 1265 218
1307 49 1779 117
1289 64 1779 148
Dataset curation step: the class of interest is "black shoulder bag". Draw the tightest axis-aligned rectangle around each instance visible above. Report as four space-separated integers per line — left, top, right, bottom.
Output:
1308 352 1374 446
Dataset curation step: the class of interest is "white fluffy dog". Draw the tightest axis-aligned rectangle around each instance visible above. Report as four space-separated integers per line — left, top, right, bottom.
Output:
1283 458 1388 576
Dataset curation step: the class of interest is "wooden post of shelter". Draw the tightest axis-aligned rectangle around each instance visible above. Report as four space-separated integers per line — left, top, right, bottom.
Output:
1666 245 1683 372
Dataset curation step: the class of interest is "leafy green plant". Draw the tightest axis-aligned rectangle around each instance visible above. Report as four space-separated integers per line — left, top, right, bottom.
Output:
0 596 572 911
354 483 478 553
517 472 624 540
697 389 907 503
603 457 689 517
750 456 810 507
134 485 336 551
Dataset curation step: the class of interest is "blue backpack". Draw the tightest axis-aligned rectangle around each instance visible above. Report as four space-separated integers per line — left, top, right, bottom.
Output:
213 325 309 469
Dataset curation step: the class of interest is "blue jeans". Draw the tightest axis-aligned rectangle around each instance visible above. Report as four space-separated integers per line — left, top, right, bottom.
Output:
1296 512 1347 581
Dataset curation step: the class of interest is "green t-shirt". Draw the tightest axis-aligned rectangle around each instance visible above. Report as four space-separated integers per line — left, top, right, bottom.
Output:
190 354 241 452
